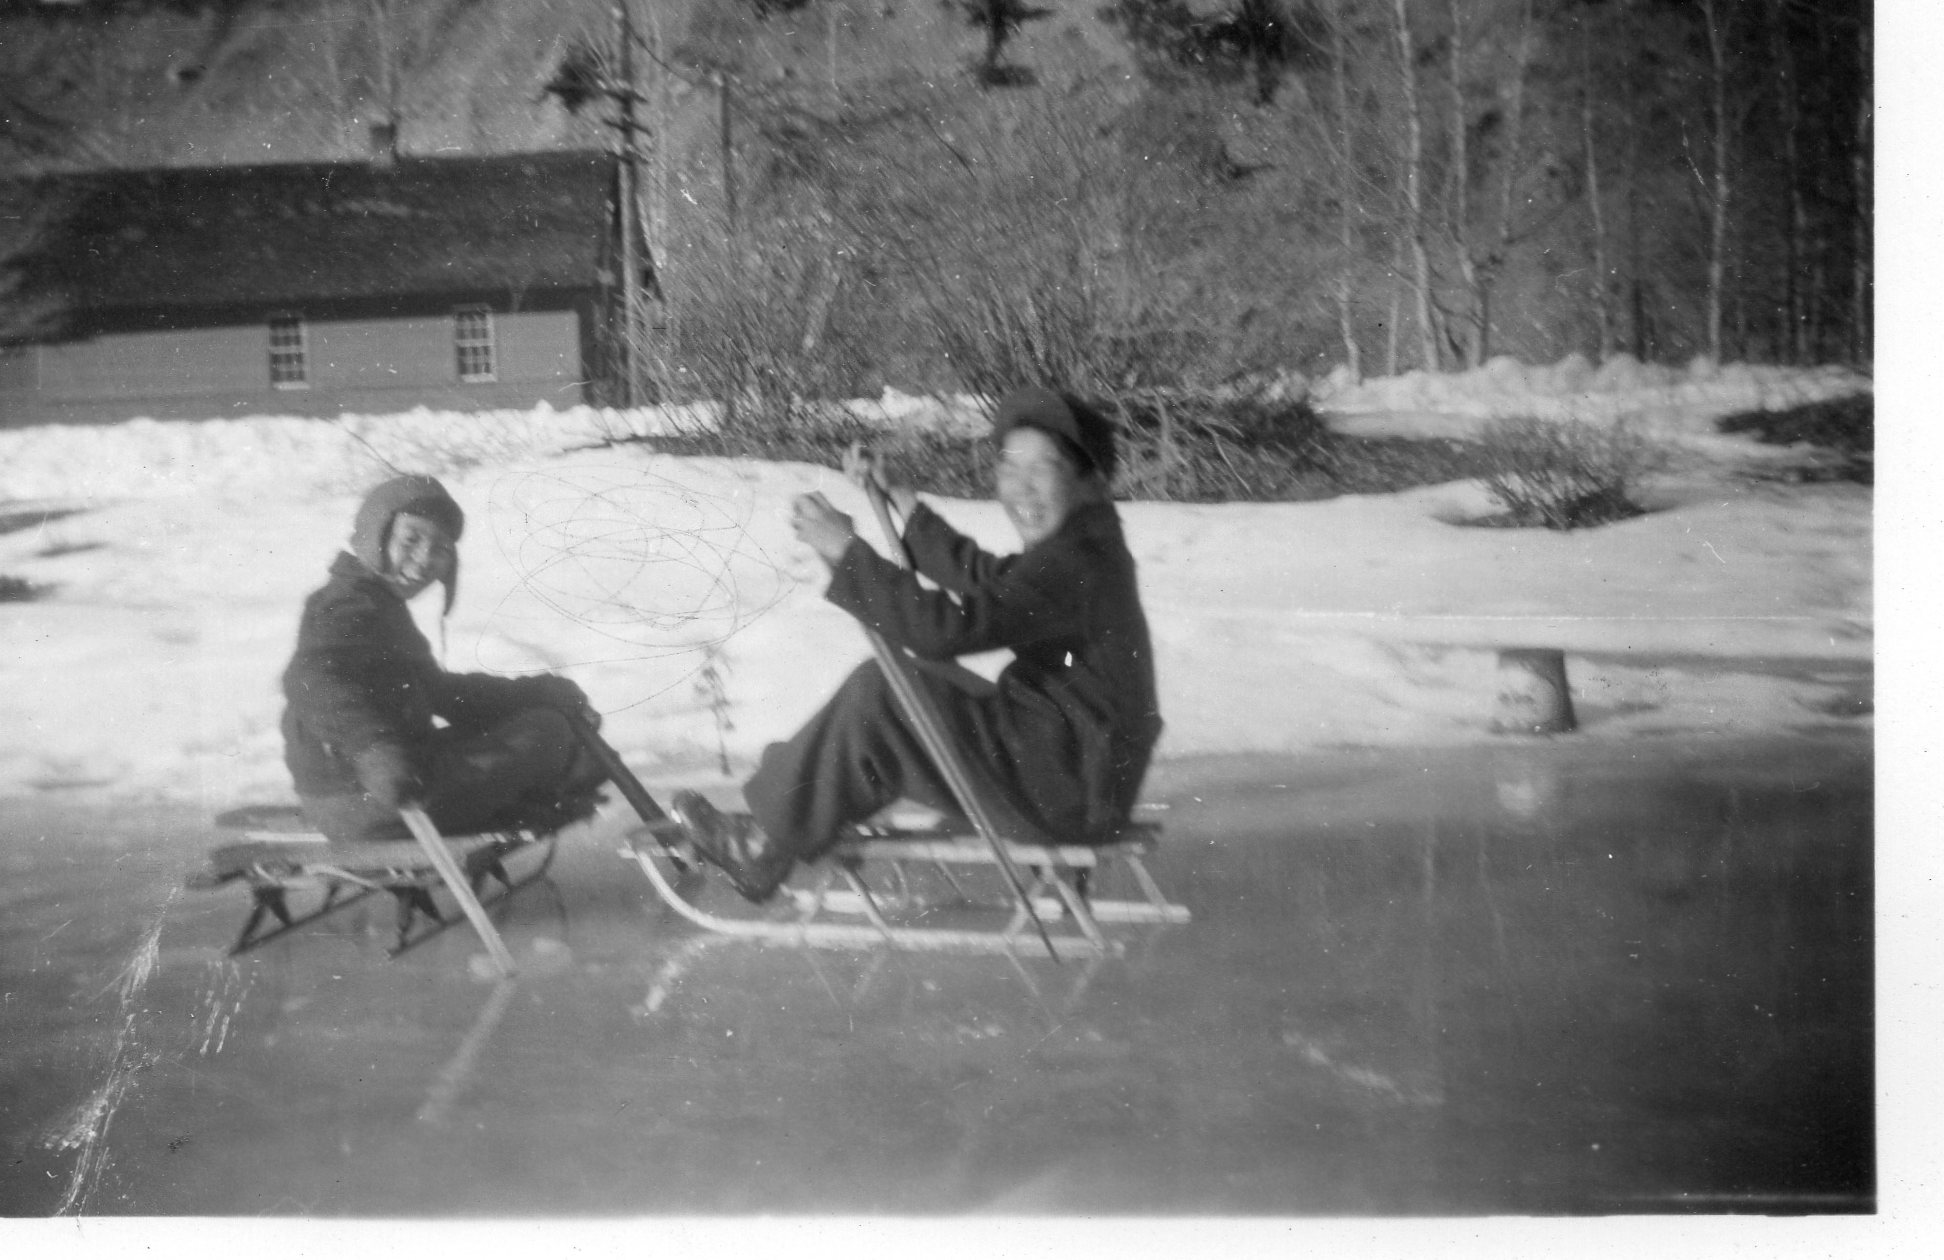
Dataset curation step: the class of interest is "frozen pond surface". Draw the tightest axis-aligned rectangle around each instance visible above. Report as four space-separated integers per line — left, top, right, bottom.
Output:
0 735 1870 1216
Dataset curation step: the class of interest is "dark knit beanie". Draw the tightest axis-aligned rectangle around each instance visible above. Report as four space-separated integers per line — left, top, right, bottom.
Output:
992 387 1118 481
348 474 465 613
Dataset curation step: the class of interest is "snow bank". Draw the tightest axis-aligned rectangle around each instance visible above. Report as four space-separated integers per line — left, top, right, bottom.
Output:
0 403 693 501
0 360 1872 805
1314 353 1871 441
2 355 1870 504
0 392 992 503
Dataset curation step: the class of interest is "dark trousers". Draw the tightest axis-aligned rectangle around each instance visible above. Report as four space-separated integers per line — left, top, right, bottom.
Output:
743 659 1055 862
302 706 606 842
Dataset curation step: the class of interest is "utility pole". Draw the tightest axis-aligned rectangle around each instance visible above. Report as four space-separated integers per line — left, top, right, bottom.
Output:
544 6 663 405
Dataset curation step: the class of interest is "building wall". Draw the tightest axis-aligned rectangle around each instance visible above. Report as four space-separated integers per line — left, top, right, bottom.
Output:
0 307 590 427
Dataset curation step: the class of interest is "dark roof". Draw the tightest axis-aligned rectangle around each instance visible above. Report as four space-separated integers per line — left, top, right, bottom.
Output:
18 150 617 316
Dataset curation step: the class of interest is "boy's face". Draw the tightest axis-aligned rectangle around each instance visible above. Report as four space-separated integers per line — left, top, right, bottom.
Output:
382 512 456 601
996 426 1084 549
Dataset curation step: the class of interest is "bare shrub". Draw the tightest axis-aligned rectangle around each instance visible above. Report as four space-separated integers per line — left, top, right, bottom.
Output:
653 220 871 434
640 394 871 462
1110 389 1336 502
1717 394 1872 483
622 393 994 497
828 85 1209 399
1474 416 1659 529
1717 394 1872 452
644 386 1490 505
669 70 1332 411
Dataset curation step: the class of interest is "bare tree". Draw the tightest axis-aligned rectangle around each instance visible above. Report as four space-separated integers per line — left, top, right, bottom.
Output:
1765 0 1808 362
1851 15 1870 364
1385 255 1404 376
718 71 737 237
1481 0 1538 364
826 1 841 105
1215 0 1312 107
1699 0 1731 362
946 1 1053 87
1323 0 1362 380
643 0 673 390
1446 0 1483 368
1101 0 1314 106
1579 8 1615 361
1389 0 1440 371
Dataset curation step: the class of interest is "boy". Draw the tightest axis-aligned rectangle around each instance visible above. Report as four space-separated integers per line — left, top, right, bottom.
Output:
672 388 1162 902
281 474 605 842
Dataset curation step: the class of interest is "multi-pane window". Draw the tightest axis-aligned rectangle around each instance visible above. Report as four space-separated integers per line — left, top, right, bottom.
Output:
268 315 308 388
454 307 496 382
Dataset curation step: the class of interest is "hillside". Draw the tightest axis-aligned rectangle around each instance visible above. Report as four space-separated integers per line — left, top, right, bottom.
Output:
0 1 1130 168
1 0 1872 390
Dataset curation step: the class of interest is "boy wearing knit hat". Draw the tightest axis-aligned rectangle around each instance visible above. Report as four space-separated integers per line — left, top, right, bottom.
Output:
670 387 1162 903
281 474 607 842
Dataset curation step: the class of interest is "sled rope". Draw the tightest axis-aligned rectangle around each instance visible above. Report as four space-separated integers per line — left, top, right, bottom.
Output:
859 477 1062 962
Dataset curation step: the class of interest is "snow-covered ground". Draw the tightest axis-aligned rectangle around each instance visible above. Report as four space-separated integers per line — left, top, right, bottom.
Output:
0 356 1871 810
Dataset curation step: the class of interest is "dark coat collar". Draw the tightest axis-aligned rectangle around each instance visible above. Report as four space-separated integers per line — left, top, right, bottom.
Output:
327 550 401 599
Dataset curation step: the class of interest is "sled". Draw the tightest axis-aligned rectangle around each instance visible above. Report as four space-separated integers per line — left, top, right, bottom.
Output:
567 706 1185 961
616 806 1188 959
570 472 1191 961
190 803 557 975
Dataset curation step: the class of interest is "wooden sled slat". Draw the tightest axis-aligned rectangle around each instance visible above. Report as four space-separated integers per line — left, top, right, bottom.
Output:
789 887 1190 926
621 832 1121 957
193 810 557 968
831 822 1189 926
834 837 1111 867
207 832 523 879
618 816 1189 957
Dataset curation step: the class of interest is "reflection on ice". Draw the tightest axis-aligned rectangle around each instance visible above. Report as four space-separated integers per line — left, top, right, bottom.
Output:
0 736 1872 1214
417 980 517 1128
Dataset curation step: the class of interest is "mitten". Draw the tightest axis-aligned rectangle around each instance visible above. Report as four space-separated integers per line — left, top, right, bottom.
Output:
352 743 422 811
530 674 595 724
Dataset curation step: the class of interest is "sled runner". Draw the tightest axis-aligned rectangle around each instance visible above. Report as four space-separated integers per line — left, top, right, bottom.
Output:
190 803 556 976
616 806 1188 959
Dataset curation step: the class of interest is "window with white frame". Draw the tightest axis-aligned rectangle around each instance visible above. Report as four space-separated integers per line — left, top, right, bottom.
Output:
268 315 308 388
454 307 496 382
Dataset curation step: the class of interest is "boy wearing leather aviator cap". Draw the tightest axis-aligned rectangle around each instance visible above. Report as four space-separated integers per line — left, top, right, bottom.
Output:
671 387 1162 903
281 474 607 843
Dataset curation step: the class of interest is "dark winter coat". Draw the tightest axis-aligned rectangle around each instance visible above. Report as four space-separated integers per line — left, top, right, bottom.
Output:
823 498 1162 842
280 552 556 807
